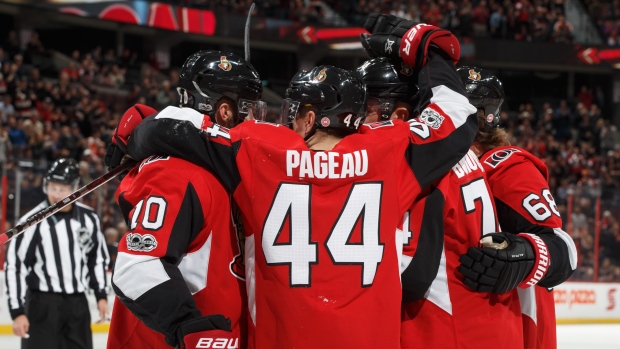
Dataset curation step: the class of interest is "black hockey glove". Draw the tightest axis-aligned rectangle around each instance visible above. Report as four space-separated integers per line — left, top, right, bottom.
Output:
360 14 417 60
360 14 460 69
458 232 550 294
171 315 236 349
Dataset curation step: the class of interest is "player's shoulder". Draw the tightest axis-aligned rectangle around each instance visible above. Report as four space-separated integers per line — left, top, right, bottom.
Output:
480 146 547 177
135 155 220 188
355 120 410 146
444 149 487 184
234 120 307 146
155 106 209 130
359 119 408 133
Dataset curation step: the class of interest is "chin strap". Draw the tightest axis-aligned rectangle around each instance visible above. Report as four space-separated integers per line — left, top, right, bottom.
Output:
380 98 397 120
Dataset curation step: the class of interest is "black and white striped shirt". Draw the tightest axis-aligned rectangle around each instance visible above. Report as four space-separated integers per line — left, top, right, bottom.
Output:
4 201 109 319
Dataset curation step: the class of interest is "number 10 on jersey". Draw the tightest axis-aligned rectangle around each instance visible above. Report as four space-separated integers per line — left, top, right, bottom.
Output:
263 182 384 287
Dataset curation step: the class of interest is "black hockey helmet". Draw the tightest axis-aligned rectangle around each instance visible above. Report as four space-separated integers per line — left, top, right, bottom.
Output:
43 158 79 193
178 50 266 123
457 66 505 129
280 65 366 136
356 57 419 120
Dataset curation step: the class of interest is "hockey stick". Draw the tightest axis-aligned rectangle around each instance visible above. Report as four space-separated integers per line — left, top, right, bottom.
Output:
244 2 255 61
0 159 137 245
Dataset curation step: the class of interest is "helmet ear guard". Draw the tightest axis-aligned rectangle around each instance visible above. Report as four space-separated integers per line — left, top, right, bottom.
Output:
457 66 505 130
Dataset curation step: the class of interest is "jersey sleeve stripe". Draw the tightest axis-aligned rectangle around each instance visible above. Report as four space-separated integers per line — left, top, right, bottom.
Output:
177 234 213 295
427 85 477 129
155 106 206 130
553 227 578 270
112 252 171 300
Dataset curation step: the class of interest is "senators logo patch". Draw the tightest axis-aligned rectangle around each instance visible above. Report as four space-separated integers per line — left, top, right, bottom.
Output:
400 62 413 76
468 69 481 81
313 68 327 82
484 148 521 168
218 56 232 71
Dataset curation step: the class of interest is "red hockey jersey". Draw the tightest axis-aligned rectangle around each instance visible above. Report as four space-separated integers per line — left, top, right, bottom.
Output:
400 150 523 349
127 55 477 348
108 156 246 348
480 146 578 349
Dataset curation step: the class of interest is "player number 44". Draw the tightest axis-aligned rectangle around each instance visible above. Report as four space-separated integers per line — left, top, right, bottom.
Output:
263 182 384 287
343 114 362 129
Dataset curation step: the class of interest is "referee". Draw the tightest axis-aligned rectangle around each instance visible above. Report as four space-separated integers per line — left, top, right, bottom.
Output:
4 158 110 349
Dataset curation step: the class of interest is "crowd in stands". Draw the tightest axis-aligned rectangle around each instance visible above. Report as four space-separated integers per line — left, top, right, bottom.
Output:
585 0 620 46
0 26 617 280
338 0 574 43
158 0 576 43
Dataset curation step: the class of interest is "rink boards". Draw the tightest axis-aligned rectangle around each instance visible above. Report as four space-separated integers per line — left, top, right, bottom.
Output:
0 273 618 334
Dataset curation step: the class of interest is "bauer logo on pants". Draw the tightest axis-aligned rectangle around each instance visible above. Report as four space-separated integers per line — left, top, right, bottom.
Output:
126 233 158 252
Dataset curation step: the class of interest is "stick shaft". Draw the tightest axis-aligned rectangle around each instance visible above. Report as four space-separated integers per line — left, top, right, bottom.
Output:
244 3 255 61
0 160 137 245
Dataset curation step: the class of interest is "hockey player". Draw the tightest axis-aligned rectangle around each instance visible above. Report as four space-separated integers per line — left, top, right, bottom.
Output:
106 51 264 349
456 67 578 349
356 57 418 124
358 57 523 349
105 20 477 348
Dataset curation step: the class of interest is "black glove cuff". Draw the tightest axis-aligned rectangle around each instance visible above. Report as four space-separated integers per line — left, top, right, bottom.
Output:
173 315 232 348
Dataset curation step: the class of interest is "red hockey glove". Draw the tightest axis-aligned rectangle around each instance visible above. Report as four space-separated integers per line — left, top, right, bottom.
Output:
104 104 156 170
399 24 460 68
173 315 237 349
457 232 550 294
360 14 459 68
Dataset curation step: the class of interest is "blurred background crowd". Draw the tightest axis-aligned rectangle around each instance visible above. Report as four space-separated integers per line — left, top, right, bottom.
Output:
162 0 577 43
0 0 618 281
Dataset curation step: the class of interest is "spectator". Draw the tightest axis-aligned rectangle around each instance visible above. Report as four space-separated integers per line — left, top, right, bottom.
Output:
442 1 462 34
489 5 507 38
472 0 490 36
551 15 574 43
155 79 175 110
0 94 15 122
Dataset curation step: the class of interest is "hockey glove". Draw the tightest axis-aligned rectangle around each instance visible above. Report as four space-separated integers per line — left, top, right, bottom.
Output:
104 104 156 170
360 14 460 68
458 232 550 294
360 14 417 60
172 315 236 349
